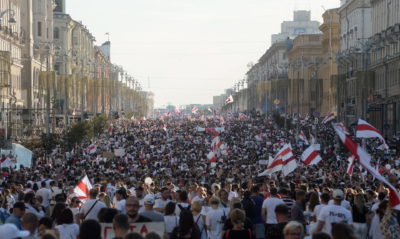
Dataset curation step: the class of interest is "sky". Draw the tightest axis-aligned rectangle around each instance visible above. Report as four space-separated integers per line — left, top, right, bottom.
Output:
67 0 340 108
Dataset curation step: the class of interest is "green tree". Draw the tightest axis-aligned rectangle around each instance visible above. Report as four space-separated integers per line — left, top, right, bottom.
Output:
91 115 109 136
40 133 60 154
64 121 91 151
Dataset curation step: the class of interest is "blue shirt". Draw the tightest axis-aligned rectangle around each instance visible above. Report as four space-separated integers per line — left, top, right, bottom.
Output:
5 214 22 229
251 195 264 224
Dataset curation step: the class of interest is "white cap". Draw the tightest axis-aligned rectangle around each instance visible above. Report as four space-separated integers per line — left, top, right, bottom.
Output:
144 194 155 205
0 224 30 239
333 189 344 200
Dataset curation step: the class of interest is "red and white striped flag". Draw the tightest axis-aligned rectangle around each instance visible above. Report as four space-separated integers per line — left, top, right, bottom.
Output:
86 144 96 154
191 107 199 114
259 144 295 176
322 113 335 124
207 151 217 162
333 123 400 209
347 155 356 176
298 131 309 145
73 175 93 201
225 95 233 104
336 123 351 135
301 145 322 166
356 119 388 150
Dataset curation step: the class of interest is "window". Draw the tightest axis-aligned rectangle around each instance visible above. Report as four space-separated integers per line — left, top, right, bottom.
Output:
38 22 42 37
54 27 60 39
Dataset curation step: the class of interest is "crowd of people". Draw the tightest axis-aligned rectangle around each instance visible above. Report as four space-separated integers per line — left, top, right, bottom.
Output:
0 113 399 239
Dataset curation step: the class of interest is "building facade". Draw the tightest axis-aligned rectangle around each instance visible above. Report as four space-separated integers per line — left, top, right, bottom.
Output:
368 0 400 136
337 0 373 125
0 0 23 139
272 10 320 44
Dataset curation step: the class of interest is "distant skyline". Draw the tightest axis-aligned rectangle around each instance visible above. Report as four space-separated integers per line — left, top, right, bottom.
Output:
67 0 340 107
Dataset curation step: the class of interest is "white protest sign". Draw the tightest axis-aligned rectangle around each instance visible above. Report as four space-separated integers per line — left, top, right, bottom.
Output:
101 222 164 239
259 160 269 165
114 148 125 157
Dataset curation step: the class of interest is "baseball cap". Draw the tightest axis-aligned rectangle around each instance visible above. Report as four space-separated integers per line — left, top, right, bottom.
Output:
0 223 30 239
144 194 155 205
333 189 344 200
13 202 27 210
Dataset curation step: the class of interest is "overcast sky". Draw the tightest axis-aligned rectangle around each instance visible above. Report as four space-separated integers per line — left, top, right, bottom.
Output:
67 0 340 108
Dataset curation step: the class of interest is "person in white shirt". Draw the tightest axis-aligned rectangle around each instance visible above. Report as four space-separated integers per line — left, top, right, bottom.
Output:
55 208 79 239
24 192 45 219
154 187 171 213
316 189 353 236
262 187 284 226
115 188 127 214
206 197 225 239
175 191 191 216
79 189 106 221
36 181 52 214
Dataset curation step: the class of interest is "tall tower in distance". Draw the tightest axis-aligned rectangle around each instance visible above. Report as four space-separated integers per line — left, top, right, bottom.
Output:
54 0 66 13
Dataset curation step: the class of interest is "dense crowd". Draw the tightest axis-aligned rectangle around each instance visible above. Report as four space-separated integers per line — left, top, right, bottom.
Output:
0 113 400 239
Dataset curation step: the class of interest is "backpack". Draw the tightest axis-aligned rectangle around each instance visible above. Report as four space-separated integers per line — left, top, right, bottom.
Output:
178 204 191 216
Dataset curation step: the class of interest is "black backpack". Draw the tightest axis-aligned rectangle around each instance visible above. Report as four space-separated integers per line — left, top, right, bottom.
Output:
178 204 191 216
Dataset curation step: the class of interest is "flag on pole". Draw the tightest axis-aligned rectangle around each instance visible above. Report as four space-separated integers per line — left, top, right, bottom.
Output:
73 175 93 201
298 131 309 145
322 113 335 124
259 144 294 176
191 107 199 114
333 123 400 209
225 95 234 104
301 145 322 166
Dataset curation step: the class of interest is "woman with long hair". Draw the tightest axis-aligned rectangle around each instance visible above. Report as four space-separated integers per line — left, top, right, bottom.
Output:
170 210 200 239
352 194 368 239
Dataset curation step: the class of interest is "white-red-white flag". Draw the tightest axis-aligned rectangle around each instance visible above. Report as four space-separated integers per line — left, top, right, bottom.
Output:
258 156 283 176
191 107 199 114
333 123 400 209
356 119 385 140
73 175 93 201
336 123 351 135
140 116 146 121
86 144 96 154
207 151 217 162
301 145 322 166
322 113 335 124
174 107 181 114
207 108 213 113
298 131 309 145
347 155 356 176
281 144 297 176
259 144 294 176
225 95 234 104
